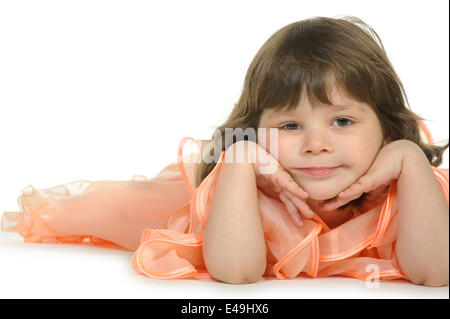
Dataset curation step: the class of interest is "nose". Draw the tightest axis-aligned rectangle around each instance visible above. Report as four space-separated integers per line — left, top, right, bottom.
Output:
301 130 333 155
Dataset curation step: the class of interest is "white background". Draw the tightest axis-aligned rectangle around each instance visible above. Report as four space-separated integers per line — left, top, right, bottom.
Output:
0 0 448 299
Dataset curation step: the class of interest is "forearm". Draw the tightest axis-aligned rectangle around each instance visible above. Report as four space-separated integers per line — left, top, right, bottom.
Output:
203 159 267 284
395 145 449 286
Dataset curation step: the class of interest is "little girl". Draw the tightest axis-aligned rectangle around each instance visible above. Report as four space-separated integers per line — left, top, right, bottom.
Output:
2 16 448 286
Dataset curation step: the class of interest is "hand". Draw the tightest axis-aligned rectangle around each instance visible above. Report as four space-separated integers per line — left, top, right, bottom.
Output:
319 140 411 211
229 140 314 227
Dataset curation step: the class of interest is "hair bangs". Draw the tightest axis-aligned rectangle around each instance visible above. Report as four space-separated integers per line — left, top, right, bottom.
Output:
260 59 341 115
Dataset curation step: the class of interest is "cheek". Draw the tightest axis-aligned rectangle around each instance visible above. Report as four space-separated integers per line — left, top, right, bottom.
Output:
270 134 294 164
257 128 287 159
350 136 382 172
257 128 271 150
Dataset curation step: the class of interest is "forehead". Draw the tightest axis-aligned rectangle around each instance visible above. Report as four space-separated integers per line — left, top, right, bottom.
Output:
261 102 368 125
263 84 368 119
270 102 366 116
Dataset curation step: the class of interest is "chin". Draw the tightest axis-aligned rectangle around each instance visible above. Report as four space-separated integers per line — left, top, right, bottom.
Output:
294 173 359 201
299 185 342 201
307 192 338 201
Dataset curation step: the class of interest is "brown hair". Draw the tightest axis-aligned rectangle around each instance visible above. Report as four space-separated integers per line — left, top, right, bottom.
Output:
194 16 449 209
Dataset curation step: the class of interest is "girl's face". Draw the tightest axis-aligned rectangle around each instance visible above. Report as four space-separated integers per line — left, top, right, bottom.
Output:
258 84 386 203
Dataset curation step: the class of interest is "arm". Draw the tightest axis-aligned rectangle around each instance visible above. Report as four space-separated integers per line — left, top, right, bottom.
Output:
395 143 449 286
202 143 267 284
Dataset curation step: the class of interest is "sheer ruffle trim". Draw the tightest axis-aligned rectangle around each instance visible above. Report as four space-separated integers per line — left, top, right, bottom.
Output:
256 186 406 281
2 182 120 248
131 228 211 279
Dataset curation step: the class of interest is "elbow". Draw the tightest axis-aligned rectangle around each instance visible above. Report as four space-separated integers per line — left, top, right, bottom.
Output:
407 268 449 287
203 237 267 285
212 267 266 285
423 260 449 287
422 278 448 287
206 258 267 285
395 244 449 287
422 271 449 287
405 271 448 287
241 264 267 284
411 276 448 287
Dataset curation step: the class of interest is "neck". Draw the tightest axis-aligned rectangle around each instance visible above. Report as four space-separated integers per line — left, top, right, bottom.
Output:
306 198 355 229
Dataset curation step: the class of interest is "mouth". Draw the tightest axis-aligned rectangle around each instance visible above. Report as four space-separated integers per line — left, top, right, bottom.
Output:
294 166 341 177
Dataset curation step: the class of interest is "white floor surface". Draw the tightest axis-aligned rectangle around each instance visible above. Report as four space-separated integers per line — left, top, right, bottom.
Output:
0 233 448 299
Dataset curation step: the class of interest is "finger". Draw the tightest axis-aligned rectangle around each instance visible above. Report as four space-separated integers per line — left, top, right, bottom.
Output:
279 192 303 227
365 184 390 201
269 173 283 193
339 174 374 198
321 191 363 211
284 191 314 219
279 171 309 199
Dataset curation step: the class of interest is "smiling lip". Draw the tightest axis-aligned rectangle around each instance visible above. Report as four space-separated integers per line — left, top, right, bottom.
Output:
294 166 341 176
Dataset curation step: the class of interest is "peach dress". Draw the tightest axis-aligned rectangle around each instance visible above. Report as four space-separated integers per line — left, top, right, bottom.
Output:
2 122 448 282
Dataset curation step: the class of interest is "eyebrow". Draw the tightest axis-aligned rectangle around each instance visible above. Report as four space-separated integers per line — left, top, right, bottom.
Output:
273 103 366 117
